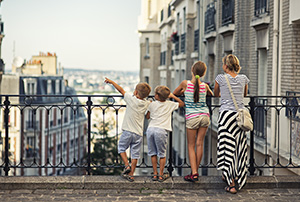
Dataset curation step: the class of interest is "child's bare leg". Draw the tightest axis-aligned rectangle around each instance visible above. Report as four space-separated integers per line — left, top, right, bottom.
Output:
195 127 208 170
128 159 138 178
159 157 166 177
119 152 129 167
186 128 197 174
151 155 158 176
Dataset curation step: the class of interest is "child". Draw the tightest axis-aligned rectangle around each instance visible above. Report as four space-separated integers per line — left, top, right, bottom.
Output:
104 77 151 182
173 61 213 182
146 85 184 182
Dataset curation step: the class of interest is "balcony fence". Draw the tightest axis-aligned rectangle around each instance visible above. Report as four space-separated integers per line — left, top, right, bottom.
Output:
194 29 199 52
205 3 216 34
175 41 179 55
222 0 234 26
0 94 299 177
255 0 269 16
180 33 186 54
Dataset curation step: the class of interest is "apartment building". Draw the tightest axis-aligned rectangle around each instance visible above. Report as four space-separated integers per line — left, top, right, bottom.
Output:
139 0 300 176
0 53 87 176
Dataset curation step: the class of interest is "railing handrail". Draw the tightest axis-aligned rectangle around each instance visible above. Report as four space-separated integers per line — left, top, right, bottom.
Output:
1 94 300 177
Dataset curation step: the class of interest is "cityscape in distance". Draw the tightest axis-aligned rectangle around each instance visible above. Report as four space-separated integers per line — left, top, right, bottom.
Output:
58 68 139 95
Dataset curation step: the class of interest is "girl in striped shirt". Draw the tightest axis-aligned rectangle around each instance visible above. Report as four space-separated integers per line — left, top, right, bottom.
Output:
173 61 213 182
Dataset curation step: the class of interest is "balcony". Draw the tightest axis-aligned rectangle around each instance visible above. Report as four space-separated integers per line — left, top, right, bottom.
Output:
25 120 39 131
222 0 234 26
0 94 299 178
255 0 269 17
160 51 166 66
205 3 216 34
175 40 179 55
180 33 186 54
194 29 199 52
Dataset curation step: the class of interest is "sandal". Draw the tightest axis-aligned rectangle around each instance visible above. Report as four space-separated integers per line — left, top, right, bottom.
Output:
121 173 134 182
122 165 131 175
184 173 199 182
151 173 158 181
158 173 169 182
225 186 237 194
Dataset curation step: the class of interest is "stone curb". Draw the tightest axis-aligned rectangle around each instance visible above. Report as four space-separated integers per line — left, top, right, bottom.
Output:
0 176 299 190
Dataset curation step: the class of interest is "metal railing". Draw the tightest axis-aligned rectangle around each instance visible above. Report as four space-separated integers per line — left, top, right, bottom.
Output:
175 41 179 55
180 33 186 53
194 29 199 52
160 51 166 66
0 95 300 177
222 0 234 26
255 0 269 16
205 3 216 34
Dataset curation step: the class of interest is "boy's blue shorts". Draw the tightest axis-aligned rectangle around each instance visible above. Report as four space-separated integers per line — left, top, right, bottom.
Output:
118 130 142 159
146 127 168 158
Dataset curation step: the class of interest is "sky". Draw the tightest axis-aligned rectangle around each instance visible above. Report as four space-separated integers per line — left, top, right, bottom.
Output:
0 0 141 71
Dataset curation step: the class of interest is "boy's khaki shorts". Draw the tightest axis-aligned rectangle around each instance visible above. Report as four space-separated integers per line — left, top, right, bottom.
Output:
186 115 210 129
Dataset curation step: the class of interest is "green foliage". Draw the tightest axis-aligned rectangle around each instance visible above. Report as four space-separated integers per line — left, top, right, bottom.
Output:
90 120 122 175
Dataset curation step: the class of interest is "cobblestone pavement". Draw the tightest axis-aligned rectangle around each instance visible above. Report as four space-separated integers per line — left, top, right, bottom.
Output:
1 188 300 202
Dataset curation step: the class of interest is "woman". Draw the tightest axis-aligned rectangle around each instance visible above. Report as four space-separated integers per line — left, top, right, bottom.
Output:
214 54 249 194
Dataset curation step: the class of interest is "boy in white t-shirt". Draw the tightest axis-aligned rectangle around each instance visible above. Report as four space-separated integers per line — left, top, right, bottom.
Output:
146 86 184 182
105 77 151 182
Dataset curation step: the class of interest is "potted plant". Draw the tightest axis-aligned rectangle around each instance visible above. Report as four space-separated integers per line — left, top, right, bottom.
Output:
171 31 179 43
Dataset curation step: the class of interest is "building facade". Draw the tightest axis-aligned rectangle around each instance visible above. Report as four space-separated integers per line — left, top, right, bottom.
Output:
0 53 87 176
139 0 300 176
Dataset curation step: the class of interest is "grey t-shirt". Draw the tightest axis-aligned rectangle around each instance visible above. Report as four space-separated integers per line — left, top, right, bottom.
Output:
215 74 250 112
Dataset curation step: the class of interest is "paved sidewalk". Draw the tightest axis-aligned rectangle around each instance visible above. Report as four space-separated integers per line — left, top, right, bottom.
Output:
1 188 300 202
0 176 300 201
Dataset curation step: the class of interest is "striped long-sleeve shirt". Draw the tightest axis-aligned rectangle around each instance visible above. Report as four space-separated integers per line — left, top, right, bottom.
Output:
184 81 209 120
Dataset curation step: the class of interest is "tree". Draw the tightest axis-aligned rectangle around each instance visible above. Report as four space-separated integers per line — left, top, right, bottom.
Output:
90 118 122 175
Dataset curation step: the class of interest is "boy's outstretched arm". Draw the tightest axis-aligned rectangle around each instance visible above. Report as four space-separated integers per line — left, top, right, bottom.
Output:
169 93 185 108
104 77 125 96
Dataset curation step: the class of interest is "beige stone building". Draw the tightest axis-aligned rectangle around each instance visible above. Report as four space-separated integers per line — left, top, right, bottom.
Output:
139 0 300 176
0 53 87 176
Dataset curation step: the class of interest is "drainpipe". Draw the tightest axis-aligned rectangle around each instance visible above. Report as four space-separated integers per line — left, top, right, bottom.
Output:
271 0 281 170
198 0 202 61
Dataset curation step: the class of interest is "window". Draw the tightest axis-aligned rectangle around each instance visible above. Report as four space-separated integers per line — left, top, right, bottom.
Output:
168 4 171 17
183 7 186 34
222 0 234 25
148 0 152 19
145 76 149 84
24 78 37 95
56 80 60 94
196 1 200 30
255 0 269 16
205 3 216 33
47 80 52 94
145 38 150 58
258 49 268 95
177 13 180 34
0 22 3 34
161 9 164 22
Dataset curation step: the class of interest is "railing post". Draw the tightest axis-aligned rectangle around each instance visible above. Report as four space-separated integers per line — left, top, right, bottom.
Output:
249 96 256 175
86 96 93 175
167 131 173 177
4 96 10 176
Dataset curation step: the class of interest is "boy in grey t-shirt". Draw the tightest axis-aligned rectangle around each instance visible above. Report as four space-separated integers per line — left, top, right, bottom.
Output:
105 78 151 182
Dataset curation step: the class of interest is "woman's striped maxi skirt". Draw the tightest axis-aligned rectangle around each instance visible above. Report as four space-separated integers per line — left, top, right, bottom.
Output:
217 110 248 190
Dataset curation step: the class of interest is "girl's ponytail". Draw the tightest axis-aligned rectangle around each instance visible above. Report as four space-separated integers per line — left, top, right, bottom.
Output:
194 75 200 103
192 61 207 103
